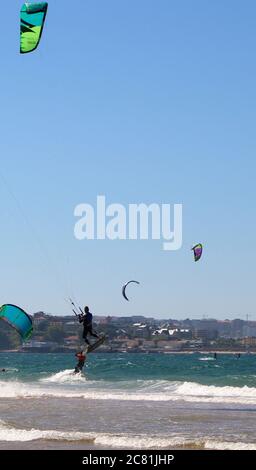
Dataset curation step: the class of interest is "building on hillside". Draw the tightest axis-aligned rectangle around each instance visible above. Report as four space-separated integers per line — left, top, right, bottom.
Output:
194 329 218 342
239 337 256 347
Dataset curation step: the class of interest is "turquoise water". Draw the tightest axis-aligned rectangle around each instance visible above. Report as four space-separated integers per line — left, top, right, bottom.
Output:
0 352 255 386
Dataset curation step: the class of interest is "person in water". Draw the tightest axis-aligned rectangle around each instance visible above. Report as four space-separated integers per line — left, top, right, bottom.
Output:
79 306 99 345
74 350 86 374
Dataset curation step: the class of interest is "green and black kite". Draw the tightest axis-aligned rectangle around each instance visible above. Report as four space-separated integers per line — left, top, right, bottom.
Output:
20 3 48 54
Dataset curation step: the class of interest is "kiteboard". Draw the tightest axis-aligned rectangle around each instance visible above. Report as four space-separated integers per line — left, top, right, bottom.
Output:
87 335 106 353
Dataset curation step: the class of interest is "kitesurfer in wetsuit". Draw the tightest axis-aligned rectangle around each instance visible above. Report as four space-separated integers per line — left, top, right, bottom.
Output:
74 351 86 374
79 306 99 345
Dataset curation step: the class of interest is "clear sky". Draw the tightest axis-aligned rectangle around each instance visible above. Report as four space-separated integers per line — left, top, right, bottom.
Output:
1 0 256 319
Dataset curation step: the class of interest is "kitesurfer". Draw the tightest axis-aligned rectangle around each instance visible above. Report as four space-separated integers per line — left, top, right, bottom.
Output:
74 350 86 374
79 306 99 345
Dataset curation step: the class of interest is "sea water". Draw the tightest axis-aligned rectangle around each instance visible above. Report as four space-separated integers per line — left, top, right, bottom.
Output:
0 352 256 450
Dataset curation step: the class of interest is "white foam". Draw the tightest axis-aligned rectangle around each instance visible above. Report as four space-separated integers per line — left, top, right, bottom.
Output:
199 357 215 361
0 420 255 449
204 440 256 450
176 381 256 402
0 420 196 448
1 379 256 405
94 434 193 449
0 420 95 442
40 370 86 384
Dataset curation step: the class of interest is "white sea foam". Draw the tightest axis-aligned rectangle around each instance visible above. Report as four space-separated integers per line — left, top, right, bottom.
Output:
0 420 254 450
0 419 95 443
199 357 215 361
204 440 256 450
40 370 87 384
0 420 201 448
1 379 256 405
94 434 193 449
175 381 256 400
0 419 188 447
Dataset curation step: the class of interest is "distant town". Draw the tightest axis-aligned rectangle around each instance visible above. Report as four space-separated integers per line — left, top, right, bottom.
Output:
1 312 256 353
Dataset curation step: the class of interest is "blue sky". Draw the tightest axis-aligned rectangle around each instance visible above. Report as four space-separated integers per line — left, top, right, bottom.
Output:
1 0 256 319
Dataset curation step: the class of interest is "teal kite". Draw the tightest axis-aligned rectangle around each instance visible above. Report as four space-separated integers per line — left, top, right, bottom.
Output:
0 304 33 340
20 3 48 54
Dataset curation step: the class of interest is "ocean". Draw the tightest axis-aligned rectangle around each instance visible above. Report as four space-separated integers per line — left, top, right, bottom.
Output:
0 352 256 450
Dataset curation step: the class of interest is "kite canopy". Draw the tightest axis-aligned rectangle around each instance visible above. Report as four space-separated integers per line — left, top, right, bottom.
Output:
122 280 140 301
20 2 48 54
192 244 203 262
0 304 33 340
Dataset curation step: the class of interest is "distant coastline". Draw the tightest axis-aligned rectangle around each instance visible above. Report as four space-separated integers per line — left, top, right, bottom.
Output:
0 349 255 354
2 312 256 354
